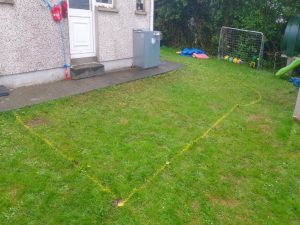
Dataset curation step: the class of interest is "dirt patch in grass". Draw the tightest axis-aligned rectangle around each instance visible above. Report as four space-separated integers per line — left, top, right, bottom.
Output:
25 116 51 127
191 211 202 225
191 202 202 225
191 219 202 225
259 124 273 134
191 201 200 211
119 117 129 125
206 193 238 208
8 186 20 201
117 102 127 108
208 103 220 111
235 214 255 225
247 114 261 122
219 174 244 190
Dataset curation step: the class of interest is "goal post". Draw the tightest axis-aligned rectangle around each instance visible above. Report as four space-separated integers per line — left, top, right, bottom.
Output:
218 26 264 69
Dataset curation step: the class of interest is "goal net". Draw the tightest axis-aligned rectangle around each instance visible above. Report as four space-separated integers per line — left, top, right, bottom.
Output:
218 27 264 68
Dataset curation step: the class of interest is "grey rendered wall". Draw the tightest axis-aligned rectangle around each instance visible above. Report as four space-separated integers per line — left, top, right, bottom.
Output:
96 0 151 67
0 0 69 76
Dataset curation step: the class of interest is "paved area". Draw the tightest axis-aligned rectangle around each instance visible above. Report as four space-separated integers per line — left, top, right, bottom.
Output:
0 61 182 112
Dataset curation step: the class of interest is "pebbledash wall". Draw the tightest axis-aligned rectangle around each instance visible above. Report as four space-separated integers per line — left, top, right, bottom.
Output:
96 0 153 71
0 0 154 88
0 0 69 88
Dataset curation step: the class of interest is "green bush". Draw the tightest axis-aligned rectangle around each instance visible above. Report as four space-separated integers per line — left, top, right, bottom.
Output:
155 0 300 67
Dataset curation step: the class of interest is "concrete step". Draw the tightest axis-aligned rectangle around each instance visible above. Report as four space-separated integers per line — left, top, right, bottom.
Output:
0 85 9 97
71 57 98 65
70 62 105 80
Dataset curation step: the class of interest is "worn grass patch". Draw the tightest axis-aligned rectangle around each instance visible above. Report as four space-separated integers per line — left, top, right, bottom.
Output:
0 47 299 225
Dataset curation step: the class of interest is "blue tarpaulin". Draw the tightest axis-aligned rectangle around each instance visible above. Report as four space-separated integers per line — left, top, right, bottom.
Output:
289 77 300 88
180 48 204 57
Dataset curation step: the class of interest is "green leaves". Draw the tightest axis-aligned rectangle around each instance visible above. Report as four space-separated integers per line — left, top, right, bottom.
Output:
155 0 300 60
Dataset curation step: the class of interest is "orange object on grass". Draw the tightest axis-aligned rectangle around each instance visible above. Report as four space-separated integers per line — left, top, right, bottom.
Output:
193 53 209 59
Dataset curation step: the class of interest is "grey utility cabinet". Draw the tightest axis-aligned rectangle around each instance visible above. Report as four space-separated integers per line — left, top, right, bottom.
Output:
133 29 161 69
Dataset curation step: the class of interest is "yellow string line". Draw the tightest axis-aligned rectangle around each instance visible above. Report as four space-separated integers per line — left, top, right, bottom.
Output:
13 112 114 196
12 83 262 208
240 84 262 107
117 85 262 207
117 104 238 207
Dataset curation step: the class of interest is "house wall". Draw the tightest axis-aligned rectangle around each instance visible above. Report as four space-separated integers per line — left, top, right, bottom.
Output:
0 0 69 87
0 0 154 88
96 0 152 71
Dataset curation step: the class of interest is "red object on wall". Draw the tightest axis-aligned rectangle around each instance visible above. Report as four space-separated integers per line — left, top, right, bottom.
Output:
51 5 62 22
65 69 69 81
61 1 68 18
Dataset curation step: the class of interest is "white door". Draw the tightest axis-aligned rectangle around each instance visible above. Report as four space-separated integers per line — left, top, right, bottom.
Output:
68 0 96 59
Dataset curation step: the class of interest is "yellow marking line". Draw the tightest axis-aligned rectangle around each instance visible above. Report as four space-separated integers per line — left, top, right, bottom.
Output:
118 85 262 207
117 104 239 207
14 112 114 196
240 84 262 107
13 83 262 208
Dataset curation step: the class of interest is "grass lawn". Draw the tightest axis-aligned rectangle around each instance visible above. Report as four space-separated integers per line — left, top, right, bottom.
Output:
1 47 300 225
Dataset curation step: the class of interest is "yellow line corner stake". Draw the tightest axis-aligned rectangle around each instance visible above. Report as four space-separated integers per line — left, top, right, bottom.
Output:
117 201 125 207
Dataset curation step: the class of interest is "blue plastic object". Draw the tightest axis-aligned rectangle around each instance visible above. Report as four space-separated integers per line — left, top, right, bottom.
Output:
180 48 204 57
288 77 300 88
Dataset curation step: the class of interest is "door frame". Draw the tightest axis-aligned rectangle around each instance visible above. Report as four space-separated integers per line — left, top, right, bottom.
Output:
67 0 97 59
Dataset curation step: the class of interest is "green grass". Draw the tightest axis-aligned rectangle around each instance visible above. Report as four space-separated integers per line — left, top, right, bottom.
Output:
1 47 299 225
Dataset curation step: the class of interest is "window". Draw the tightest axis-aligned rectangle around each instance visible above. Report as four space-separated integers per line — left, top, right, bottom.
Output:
136 0 145 11
69 0 90 10
96 0 113 8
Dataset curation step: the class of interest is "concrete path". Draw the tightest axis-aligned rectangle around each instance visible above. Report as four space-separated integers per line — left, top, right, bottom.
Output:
0 61 182 112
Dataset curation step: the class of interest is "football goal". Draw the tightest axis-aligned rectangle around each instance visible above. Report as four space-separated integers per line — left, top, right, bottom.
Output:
218 27 264 68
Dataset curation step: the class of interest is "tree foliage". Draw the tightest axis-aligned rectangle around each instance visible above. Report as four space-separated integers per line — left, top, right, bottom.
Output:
155 0 300 60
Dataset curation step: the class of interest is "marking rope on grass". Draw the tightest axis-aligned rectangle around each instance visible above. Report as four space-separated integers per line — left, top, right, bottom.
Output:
14 112 114 196
117 85 262 207
12 83 262 208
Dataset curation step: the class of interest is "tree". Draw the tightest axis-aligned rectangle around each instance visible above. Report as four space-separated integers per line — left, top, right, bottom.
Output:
155 0 300 64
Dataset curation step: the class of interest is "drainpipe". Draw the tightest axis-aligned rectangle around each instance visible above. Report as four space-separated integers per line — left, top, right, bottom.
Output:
150 0 154 31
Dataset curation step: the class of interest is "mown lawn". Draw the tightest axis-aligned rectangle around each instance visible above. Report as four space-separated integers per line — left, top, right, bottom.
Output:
1 47 299 225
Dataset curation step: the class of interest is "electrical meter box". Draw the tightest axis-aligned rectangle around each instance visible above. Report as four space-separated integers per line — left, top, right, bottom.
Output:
133 29 161 69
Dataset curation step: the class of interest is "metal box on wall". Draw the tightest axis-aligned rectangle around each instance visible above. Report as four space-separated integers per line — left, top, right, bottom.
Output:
133 29 161 69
